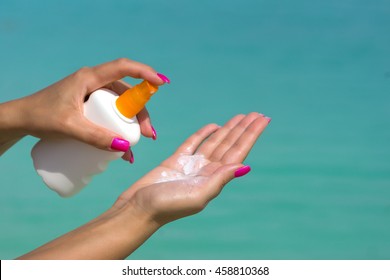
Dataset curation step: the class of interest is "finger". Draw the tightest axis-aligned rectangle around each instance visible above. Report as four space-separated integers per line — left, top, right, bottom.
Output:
105 80 156 139
122 148 134 163
76 58 167 94
174 124 220 155
67 114 127 152
221 115 270 164
195 114 246 157
104 79 132 94
202 163 245 201
209 113 263 162
136 107 155 139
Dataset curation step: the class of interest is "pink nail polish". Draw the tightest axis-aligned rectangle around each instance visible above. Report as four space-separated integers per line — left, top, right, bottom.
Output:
157 73 170 84
265 117 272 123
111 138 130 152
234 165 251 178
129 148 134 164
151 126 157 140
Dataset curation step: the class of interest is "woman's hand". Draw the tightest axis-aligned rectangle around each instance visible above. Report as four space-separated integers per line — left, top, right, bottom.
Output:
0 58 170 157
116 113 271 225
18 113 271 260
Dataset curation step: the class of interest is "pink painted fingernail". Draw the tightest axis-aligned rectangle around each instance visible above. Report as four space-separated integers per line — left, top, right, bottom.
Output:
157 73 170 84
265 116 272 123
129 148 134 164
234 165 251 178
151 126 157 140
111 138 130 152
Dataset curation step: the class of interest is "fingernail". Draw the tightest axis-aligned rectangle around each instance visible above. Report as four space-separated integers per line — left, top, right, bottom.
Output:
111 138 130 152
151 126 157 140
234 165 251 178
129 148 134 164
259 113 265 117
157 73 170 84
265 116 272 123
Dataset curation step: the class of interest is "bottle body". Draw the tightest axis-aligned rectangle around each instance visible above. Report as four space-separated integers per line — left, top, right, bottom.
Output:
31 89 140 197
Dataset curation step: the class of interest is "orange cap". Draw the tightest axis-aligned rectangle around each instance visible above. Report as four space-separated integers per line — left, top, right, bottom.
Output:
115 80 158 118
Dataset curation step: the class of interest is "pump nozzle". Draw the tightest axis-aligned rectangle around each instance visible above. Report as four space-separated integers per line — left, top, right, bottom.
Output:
115 80 158 118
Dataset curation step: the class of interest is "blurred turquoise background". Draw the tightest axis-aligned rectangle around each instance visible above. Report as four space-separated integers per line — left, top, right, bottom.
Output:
1 0 390 259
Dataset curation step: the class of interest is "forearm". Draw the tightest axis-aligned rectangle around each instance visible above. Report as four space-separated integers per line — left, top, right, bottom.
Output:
0 99 27 155
17 200 160 260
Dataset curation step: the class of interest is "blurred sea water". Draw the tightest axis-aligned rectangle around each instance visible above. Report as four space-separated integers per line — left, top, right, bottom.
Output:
0 0 390 259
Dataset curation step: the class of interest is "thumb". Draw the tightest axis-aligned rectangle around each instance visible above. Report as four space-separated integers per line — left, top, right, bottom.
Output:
205 164 252 200
68 117 130 152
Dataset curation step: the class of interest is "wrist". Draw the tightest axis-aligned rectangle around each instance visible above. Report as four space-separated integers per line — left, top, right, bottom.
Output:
0 99 28 139
0 99 29 155
19 199 162 260
99 199 161 258
115 198 161 232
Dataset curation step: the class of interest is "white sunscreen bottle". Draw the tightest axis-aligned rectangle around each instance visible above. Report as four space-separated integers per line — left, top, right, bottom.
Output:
31 80 158 197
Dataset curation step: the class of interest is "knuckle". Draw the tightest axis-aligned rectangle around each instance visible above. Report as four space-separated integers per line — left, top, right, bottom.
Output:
72 66 93 85
115 57 132 68
144 65 155 73
73 66 99 91
75 66 92 78
115 58 155 76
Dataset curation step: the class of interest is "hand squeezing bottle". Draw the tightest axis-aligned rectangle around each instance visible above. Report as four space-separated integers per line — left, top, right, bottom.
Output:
31 80 158 197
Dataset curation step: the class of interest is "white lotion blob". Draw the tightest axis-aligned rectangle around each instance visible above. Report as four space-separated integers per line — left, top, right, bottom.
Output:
156 154 209 183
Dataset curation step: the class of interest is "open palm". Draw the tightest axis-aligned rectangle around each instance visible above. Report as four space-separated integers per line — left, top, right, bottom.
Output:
115 113 270 225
